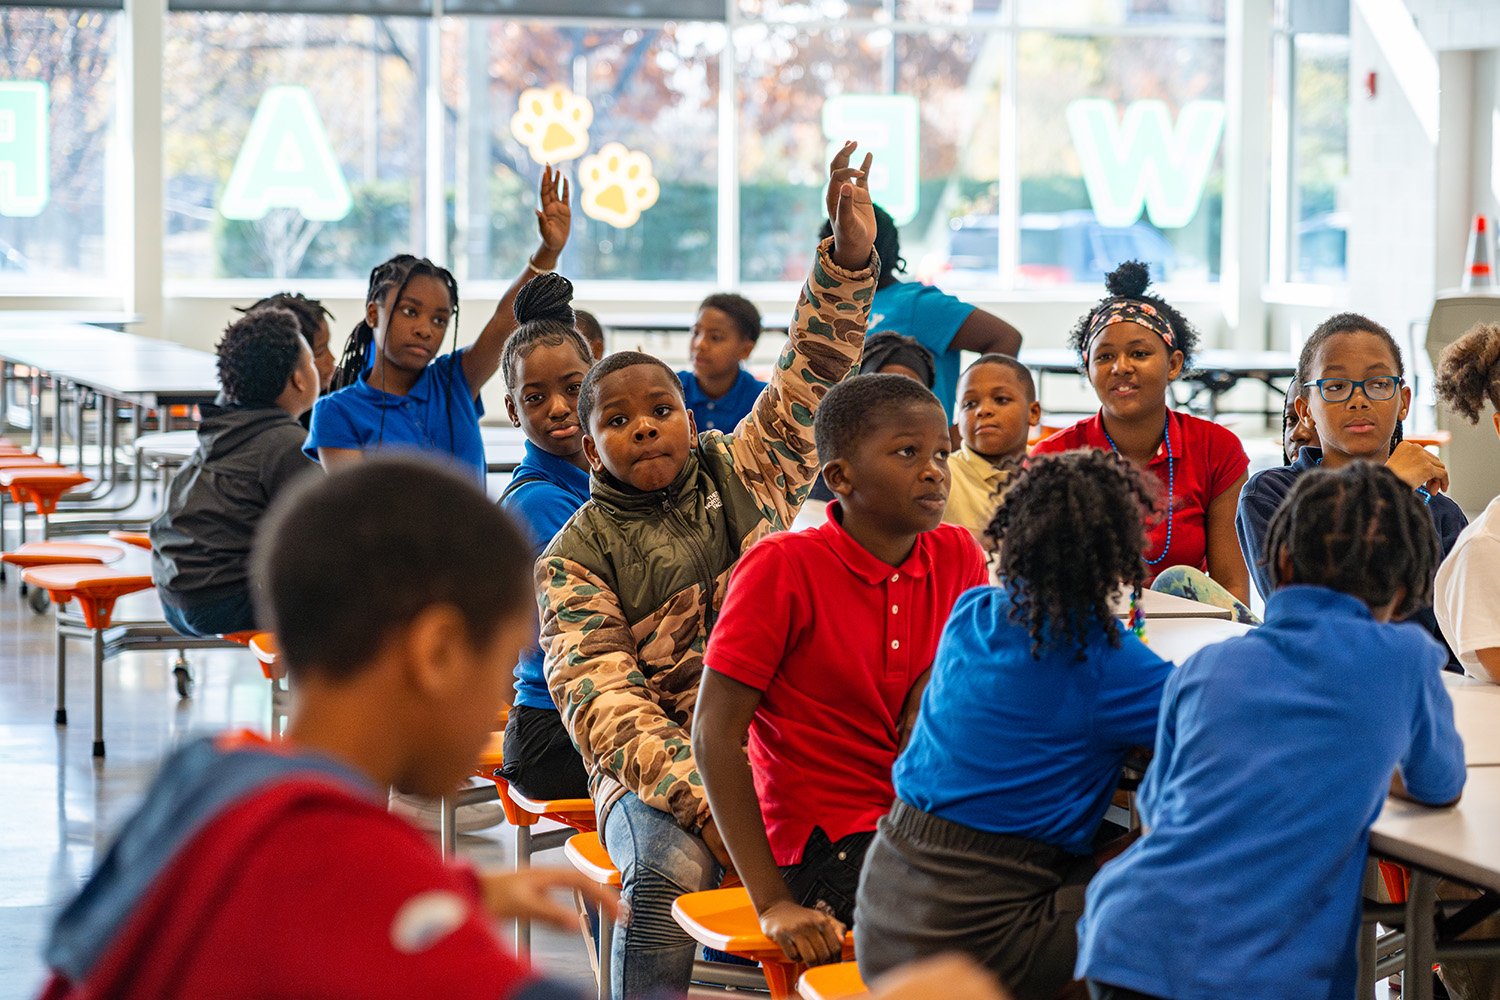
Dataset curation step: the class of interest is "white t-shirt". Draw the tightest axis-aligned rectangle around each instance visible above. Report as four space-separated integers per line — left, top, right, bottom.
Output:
1434 495 1500 681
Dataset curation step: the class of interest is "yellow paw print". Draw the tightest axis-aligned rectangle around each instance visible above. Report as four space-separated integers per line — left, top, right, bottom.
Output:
510 84 593 164
579 143 661 228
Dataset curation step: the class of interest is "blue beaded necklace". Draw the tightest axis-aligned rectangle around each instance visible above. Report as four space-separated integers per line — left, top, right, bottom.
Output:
1102 411 1175 566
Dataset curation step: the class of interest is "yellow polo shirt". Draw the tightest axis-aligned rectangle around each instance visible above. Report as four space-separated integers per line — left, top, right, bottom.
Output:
944 445 1013 538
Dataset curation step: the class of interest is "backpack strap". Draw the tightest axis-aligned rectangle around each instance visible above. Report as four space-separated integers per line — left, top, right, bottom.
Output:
499 475 548 504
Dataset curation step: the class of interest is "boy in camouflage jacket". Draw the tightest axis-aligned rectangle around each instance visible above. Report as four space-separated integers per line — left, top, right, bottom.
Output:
537 142 878 999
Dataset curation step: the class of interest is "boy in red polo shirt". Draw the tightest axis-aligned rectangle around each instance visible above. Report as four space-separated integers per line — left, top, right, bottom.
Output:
693 374 987 968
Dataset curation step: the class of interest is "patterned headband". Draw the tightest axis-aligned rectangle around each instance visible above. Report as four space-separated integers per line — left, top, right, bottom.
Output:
1084 299 1176 352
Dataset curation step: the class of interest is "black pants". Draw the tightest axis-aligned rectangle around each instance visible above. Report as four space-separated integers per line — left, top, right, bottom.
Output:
1088 984 1165 1000
780 827 875 927
498 704 590 801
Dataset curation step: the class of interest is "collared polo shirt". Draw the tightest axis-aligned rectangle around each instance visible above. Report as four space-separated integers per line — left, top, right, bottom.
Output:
677 367 767 434
943 445 1013 537
704 506 987 865
1032 409 1247 582
305 350 486 483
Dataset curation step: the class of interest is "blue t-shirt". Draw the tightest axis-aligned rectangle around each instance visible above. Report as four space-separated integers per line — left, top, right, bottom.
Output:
500 440 592 711
304 350 486 483
1236 446 1468 667
868 281 975 420
677 367 767 434
894 585 1171 855
1076 585 1466 1000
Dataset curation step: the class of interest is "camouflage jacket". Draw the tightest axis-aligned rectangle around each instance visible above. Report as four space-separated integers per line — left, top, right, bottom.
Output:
538 239 876 834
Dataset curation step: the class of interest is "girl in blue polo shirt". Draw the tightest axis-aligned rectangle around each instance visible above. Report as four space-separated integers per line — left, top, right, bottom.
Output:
307 167 573 482
1078 462 1466 1000
494 273 594 801
855 450 1172 1000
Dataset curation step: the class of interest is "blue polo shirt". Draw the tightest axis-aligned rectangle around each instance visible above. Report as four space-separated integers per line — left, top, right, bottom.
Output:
1076 585 1466 1000
677 367 766 434
894 585 1171 855
304 350 486 483
868 281 975 420
500 441 592 710
1237 447 1468 667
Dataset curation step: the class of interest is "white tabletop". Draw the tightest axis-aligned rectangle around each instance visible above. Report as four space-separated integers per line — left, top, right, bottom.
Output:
1143 616 1252 665
135 424 531 473
1120 588 1234 621
1445 673 1500 767
0 325 219 403
1371 767 1500 893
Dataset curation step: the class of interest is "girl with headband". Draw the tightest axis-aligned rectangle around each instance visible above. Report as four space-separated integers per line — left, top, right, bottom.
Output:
1033 260 1252 615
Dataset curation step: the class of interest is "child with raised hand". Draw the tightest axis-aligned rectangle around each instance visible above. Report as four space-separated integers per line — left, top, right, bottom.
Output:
1078 462 1466 1000
1032 261 1250 607
1237 312 1466 659
854 450 1171 1000
694 374 987 969
537 140 880 1000
49 458 615 1000
679 292 768 432
151 307 320 637
307 166 572 481
495 272 594 800
1434 321 1500 683
945 354 1041 537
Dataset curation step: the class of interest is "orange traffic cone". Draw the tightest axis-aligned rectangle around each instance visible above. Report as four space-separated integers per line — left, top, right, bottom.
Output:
1462 214 1496 290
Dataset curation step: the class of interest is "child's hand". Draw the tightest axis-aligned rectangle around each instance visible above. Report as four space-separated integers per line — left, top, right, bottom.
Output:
535 164 572 258
824 140 875 271
478 867 620 931
868 955 1013 1000
1386 440 1449 494
758 899 846 966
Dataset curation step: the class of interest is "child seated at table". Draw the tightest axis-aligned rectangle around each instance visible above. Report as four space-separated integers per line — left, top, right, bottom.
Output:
694 373 987 968
307 167 572 482
1077 461 1466 1000
237 291 337 396
854 450 1172 1000
677 292 768 433
46 457 615 1000
150 307 319 637
538 141 879 1000
495 273 594 801
944 354 1040 538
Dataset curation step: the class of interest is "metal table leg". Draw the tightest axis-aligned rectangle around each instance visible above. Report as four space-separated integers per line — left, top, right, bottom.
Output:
1406 869 1439 1000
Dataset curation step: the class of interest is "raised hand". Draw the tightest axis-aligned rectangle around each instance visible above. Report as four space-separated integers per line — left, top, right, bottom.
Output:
824 140 876 271
535 163 572 263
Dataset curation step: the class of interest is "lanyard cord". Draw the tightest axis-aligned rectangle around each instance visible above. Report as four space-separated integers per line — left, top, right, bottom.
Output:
1102 411 1175 566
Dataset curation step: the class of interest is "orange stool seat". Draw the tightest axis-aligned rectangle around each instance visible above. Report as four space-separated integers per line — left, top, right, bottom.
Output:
672 887 855 1000
1 467 92 514
248 631 279 679
564 831 621 887
20 564 154 628
798 962 868 1000
219 630 259 646
108 531 152 550
0 455 59 468
503 784 597 833
3 542 125 569
477 730 506 770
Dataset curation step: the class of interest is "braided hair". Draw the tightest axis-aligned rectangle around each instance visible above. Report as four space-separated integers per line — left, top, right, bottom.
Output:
1435 322 1500 424
236 291 331 351
985 450 1157 660
1263 462 1439 620
331 254 461 392
1297 312 1407 452
501 273 593 392
1067 260 1200 371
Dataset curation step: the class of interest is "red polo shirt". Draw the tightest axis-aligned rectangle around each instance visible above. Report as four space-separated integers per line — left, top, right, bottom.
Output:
704 509 987 865
1031 409 1248 582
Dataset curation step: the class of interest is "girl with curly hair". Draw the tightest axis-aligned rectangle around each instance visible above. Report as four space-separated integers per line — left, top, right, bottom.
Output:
1032 261 1250 614
854 450 1171 1000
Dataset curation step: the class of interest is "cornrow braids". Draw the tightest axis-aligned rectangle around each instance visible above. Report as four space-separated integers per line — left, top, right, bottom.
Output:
985 450 1156 660
331 254 461 392
237 291 331 349
1435 322 1500 424
1067 260 1200 371
1263 462 1439 621
502 273 593 392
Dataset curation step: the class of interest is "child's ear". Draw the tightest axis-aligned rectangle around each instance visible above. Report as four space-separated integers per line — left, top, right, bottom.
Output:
365 300 381 331
1492 411 1500 441
1293 392 1313 429
736 337 756 363
1398 382 1412 422
582 433 605 474
823 458 855 498
1027 400 1041 426
401 604 470 701
504 394 520 427
1166 349 1186 381
1273 545 1294 590
686 407 698 440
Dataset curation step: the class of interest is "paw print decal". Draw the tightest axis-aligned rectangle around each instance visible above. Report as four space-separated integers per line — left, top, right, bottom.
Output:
579 143 660 228
510 84 593 164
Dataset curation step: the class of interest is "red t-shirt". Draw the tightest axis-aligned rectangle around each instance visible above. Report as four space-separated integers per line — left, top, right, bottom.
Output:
704 511 987 865
1031 409 1248 582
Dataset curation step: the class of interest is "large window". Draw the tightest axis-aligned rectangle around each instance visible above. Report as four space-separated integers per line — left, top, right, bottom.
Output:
0 8 118 292
163 12 428 281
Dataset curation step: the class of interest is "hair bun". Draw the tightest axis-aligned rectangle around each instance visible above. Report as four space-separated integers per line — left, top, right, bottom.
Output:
514 272 576 326
1104 260 1152 299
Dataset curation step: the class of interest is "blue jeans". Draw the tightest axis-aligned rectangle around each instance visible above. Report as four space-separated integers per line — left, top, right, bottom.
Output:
159 588 257 638
601 791 722 1000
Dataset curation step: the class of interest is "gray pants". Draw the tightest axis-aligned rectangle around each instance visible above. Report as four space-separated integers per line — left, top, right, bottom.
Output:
855 799 1094 1000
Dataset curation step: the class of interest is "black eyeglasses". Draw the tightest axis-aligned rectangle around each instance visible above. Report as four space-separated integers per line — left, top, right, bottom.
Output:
1304 376 1404 403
